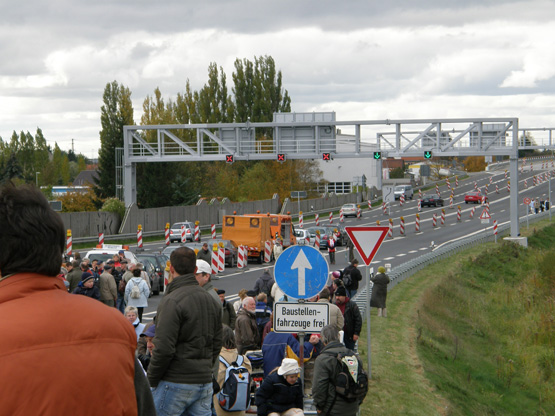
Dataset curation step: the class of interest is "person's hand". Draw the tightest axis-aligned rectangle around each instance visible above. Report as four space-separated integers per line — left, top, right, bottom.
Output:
309 334 320 344
353 335 359 342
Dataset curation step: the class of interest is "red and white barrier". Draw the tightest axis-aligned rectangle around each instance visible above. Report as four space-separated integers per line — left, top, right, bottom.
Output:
457 206 461 221
455 177 459 187
299 212 303 228
400 194 405 206
329 212 333 224
264 241 272 263
474 182 478 191
66 230 72 256
432 214 437 227
211 245 219 274
400 216 405 236
496 184 499 194
194 222 200 242
382 202 387 215
98 232 104 246
441 209 445 226
137 225 143 249
357 208 361 220
211 224 216 239
470 206 476 218
417 199 421 212
340 210 344 222
368 200 372 210
504 170 507 179
449 196 454 209
315 214 320 226
314 232 320 249
436 184 440 196
493 220 498 236
237 246 247 269
218 247 225 272
524 179 528 188
181 225 186 242
388 218 393 238
165 223 170 246
533 176 537 186
415 213 420 232
507 181 510 193
418 189 422 199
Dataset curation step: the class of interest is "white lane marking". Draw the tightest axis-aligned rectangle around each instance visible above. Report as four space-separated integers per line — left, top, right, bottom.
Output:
383 257 395 260
397 253 407 257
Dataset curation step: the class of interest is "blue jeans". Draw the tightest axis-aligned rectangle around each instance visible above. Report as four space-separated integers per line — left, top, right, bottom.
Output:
347 288 357 299
152 380 212 416
116 294 125 313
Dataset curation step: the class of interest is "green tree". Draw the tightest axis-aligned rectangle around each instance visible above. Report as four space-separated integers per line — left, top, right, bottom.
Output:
96 81 134 198
2 152 23 182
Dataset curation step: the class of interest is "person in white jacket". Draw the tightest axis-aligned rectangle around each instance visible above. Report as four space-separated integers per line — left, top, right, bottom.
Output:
124 268 150 322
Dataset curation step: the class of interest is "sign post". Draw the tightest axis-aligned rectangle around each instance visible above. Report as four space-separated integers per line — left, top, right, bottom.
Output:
523 197 531 229
273 245 329 392
344 226 389 378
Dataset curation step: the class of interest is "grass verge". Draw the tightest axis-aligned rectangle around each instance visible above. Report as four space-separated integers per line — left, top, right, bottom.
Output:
357 219 555 415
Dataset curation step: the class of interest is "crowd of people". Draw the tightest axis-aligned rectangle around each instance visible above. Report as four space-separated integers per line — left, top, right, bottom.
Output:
1 183 384 416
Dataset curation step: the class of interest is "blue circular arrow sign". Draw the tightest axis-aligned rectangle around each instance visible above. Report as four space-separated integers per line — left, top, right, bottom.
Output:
273 245 329 299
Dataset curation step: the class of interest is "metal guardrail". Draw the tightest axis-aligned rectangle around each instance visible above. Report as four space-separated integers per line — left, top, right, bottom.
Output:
353 208 553 317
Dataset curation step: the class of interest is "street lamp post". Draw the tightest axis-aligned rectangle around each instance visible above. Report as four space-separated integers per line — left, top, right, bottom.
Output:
36 172 40 187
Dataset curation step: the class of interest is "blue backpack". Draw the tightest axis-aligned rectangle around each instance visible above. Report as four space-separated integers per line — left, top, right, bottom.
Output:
217 355 252 412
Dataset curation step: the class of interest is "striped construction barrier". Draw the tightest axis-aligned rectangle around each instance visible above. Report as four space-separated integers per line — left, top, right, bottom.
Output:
194 221 200 242
340 211 344 222
417 199 421 212
218 246 225 272
315 214 320 226
315 232 320 249
181 225 186 242
415 213 420 233
299 212 303 228
433 213 437 227
137 225 143 249
388 218 393 238
165 223 170 246
400 216 405 236
264 241 272 263
211 244 219 274
211 224 216 239
457 206 461 221
441 209 446 226
470 206 476 218
329 212 333 224
98 232 104 246
66 229 72 256
237 246 247 269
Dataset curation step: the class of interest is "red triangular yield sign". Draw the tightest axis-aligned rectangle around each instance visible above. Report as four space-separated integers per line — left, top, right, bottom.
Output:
344 226 389 266
479 209 491 220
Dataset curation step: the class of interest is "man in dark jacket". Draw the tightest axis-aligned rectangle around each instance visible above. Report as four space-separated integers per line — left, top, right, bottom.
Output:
335 286 362 350
196 242 212 264
254 269 275 307
342 258 363 299
148 246 223 415
312 325 360 416
235 296 260 354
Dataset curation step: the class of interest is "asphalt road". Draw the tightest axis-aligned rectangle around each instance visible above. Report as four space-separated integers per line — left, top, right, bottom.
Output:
108 162 554 322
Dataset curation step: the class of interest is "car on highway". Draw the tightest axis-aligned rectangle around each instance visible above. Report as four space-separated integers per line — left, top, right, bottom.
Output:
394 185 414 200
169 221 196 243
136 253 167 295
135 256 163 296
340 203 358 218
464 192 487 204
294 229 315 246
85 245 138 264
421 194 444 207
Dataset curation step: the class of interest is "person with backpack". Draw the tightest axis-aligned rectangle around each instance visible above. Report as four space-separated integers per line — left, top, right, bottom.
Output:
342 259 362 299
255 358 304 416
213 325 253 416
253 270 275 308
124 268 150 322
312 325 367 416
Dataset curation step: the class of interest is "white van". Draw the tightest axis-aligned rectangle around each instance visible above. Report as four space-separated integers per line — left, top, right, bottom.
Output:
394 185 414 200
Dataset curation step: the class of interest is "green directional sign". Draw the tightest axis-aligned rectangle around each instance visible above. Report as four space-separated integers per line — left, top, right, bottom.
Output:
424 151 433 159
373 152 382 160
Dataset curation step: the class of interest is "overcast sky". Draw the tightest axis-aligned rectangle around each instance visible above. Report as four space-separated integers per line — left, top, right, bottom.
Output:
1 0 555 156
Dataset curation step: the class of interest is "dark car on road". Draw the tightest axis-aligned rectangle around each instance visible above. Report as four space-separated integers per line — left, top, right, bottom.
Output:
421 194 444 207
136 253 168 294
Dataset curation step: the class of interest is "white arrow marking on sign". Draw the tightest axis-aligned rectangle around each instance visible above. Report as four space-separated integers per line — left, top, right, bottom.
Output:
291 249 312 296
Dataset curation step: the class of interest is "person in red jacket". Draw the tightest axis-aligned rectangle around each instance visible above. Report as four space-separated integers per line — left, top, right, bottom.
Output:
0 183 154 415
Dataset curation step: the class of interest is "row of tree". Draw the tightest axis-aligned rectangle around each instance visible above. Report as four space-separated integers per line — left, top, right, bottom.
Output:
0 129 88 186
96 56 320 208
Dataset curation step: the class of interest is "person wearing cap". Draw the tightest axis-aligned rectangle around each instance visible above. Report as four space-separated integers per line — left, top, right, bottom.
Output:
255 358 304 416
218 289 236 329
66 259 82 293
317 287 344 331
137 325 156 372
342 258 362 299
197 242 212 264
335 286 362 350
148 246 222 415
99 264 117 307
73 273 101 300
0 184 150 414
370 266 391 317
196 259 221 310
312 325 360 416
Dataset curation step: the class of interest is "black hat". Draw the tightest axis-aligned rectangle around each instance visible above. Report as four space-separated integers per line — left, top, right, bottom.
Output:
335 286 347 297
247 290 257 297
216 289 225 295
